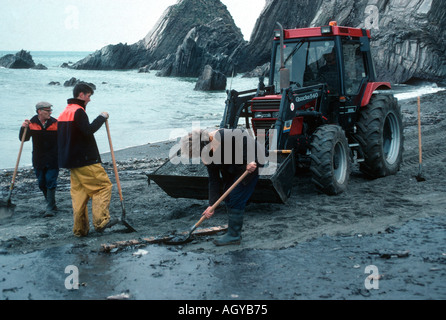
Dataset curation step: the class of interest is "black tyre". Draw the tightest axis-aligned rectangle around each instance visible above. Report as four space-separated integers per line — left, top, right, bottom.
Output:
310 125 351 195
356 94 404 178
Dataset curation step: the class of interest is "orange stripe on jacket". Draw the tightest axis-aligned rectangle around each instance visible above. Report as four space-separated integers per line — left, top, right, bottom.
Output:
58 104 83 122
29 121 58 131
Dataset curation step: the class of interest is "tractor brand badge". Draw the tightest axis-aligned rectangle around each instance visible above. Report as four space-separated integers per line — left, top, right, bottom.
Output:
290 103 295 111
295 92 319 103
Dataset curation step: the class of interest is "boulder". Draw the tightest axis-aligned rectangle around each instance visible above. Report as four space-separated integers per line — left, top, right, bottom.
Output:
194 65 227 91
0 50 36 69
63 77 96 90
32 64 47 70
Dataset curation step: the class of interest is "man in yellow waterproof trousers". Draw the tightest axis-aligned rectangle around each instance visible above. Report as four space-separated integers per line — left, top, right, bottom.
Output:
58 83 116 237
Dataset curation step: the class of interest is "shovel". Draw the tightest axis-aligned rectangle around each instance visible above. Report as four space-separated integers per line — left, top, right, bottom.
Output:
105 120 137 232
415 97 426 182
0 127 28 217
164 170 250 245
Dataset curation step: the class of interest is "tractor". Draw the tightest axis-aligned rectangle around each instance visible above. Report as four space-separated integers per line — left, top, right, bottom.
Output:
148 22 404 203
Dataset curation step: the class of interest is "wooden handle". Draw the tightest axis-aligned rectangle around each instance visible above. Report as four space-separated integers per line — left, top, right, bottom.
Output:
196 170 250 228
417 96 422 164
105 120 124 201
210 170 250 211
10 126 28 190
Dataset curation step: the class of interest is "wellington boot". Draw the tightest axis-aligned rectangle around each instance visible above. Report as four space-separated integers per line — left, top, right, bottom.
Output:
213 209 244 246
44 188 57 217
96 218 119 233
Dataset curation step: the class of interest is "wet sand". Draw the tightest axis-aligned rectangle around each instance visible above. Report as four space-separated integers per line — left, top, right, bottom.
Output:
1 91 445 301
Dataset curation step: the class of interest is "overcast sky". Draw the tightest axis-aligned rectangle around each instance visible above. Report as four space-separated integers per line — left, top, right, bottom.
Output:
0 0 265 52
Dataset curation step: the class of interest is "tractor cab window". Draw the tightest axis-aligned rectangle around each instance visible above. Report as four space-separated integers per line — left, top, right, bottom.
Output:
273 40 339 94
342 42 367 95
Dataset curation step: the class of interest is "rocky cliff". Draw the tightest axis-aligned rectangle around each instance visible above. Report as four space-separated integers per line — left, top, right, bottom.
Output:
72 0 245 75
71 0 446 85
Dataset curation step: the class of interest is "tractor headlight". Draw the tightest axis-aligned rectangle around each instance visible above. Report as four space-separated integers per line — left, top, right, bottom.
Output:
321 26 332 34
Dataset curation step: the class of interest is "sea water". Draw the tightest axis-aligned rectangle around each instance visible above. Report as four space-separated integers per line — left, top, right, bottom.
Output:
0 51 444 170
0 51 257 169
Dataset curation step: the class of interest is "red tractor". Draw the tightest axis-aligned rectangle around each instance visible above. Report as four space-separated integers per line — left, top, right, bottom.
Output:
149 22 404 203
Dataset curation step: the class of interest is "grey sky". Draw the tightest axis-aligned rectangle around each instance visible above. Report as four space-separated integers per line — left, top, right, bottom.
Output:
0 0 264 52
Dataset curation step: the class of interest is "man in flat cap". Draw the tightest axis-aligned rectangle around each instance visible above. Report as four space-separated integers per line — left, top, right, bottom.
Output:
20 102 59 217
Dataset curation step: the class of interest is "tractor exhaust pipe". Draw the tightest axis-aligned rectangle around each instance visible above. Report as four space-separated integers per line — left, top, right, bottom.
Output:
276 22 290 90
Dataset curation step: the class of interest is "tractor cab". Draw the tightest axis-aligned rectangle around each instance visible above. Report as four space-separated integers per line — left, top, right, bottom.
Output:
270 21 376 102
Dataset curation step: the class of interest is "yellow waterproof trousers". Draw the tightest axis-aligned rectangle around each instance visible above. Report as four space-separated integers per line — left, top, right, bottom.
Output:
70 163 112 237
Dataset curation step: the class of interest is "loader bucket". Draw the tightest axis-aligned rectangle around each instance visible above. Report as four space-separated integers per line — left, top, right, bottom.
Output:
147 152 295 204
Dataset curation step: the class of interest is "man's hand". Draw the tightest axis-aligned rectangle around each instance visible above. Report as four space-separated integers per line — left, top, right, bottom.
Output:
100 112 109 119
202 206 215 219
22 120 30 128
246 162 257 173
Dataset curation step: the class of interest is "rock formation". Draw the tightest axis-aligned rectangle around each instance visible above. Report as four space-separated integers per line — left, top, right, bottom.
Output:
72 0 245 76
70 0 446 85
194 65 227 91
0 50 36 69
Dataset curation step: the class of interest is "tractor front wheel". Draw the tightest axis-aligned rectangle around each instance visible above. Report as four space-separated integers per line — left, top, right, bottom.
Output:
310 125 351 195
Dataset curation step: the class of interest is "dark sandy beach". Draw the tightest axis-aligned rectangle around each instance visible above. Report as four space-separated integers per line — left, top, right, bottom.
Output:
1 91 445 301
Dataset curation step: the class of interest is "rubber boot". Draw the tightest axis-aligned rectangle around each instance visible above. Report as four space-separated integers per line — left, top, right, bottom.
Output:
44 188 57 217
213 208 244 246
39 188 48 215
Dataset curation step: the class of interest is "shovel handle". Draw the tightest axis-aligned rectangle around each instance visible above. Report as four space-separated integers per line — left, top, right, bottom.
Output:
105 120 124 201
10 126 28 192
417 96 423 164
210 170 250 211
195 170 250 229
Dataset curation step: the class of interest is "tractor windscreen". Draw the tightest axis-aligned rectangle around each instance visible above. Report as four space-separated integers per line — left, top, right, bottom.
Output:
272 40 338 93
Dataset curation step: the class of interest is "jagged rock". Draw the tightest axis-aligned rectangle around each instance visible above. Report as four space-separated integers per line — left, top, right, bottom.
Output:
63 77 96 90
243 62 270 78
138 65 150 73
72 0 245 76
158 17 246 77
48 81 61 86
0 50 36 69
144 0 244 73
32 64 47 70
194 65 227 91
71 42 150 70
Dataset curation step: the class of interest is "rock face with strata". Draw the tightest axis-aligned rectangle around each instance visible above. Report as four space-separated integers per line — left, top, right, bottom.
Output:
72 0 245 75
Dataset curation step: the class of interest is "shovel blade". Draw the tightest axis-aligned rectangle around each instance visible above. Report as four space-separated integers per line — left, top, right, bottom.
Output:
122 219 137 233
0 203 15 219
163 234 194 245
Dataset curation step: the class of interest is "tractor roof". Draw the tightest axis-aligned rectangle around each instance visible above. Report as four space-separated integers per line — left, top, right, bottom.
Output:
276 22 371 40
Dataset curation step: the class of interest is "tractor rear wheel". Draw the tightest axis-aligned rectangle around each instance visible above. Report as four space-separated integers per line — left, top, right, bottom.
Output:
356 94 404 178
310 125 351 195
